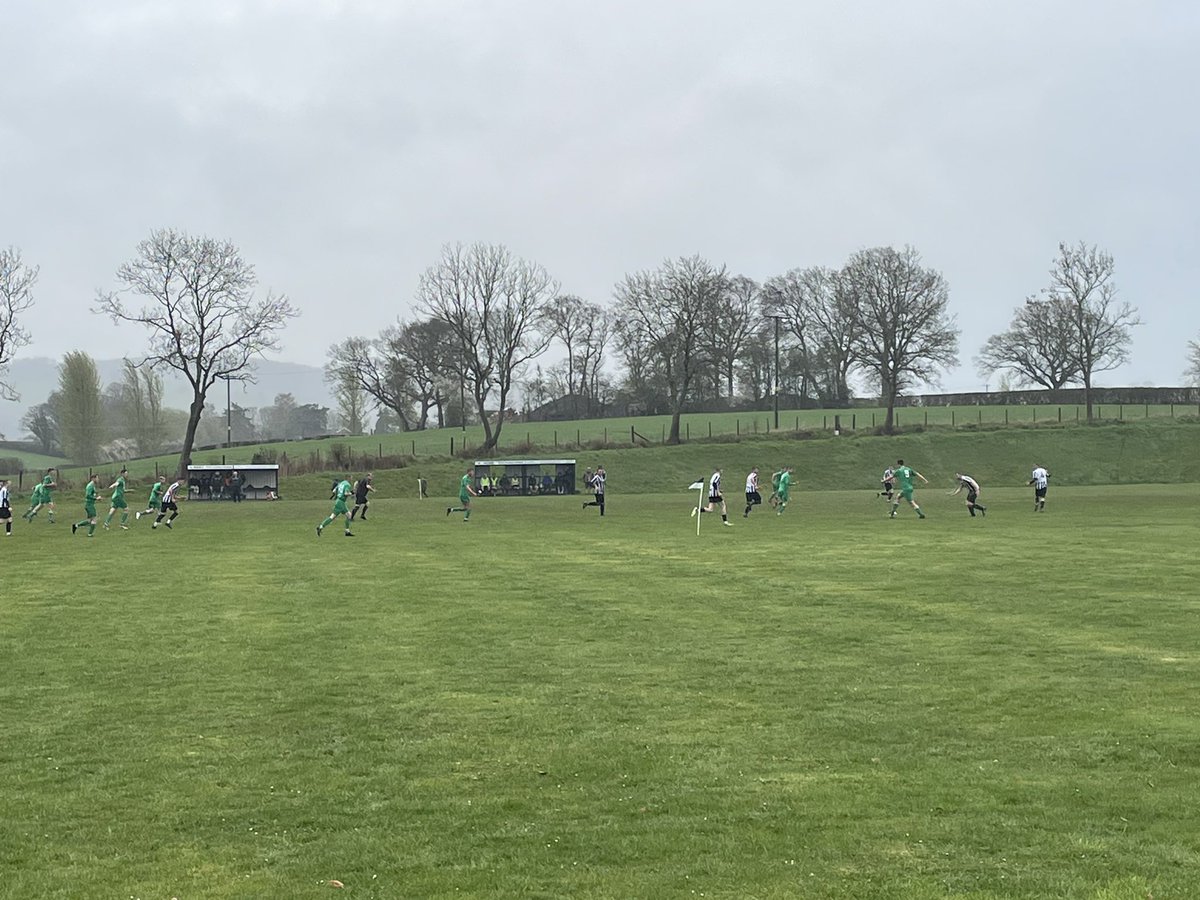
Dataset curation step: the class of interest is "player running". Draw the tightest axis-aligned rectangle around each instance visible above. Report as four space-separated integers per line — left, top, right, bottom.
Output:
951 472 987 517
103 468 131 530
447 467 478 522
776 466 792 516
0 479 11 536
582 465 606 516
889 459 928 519
153 477 183 529
878 465 896 500
23 469 57 523
318 476 355 537
350 473 374 521
72 474 103 537
743 467 761 518
136 476 165 521
692 467 731 526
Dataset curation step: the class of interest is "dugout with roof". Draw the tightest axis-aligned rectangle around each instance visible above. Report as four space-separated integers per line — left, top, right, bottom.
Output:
186 464 279 500
472 459 577 495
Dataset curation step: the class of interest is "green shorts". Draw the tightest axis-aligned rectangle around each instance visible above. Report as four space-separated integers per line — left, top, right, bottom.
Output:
84 503 97 518
776 493 789 504
332 499 349 516
459 494 471 506
899 487 914 502
111 497 128 509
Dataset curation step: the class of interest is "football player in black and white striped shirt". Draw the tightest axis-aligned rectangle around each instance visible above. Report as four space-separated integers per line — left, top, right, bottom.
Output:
1028 465 1050 512
951 473 987 517
691 467 732 526
153 478 183 529
0 479 11 536
743 467 762 518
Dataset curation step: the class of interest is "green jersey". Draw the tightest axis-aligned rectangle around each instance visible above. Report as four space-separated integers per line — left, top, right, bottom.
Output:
335 480 353 502
41 475 54 498
777 471 792 497
30 484 44 503
894 466 916 490
111 476 126 501
148 480 164 505
85 481 98 503
459 474 472 501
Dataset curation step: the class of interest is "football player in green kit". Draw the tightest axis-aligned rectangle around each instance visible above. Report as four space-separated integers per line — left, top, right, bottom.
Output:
73 474 103 537
137 476 165 521
103 467 131 530
317 476 355 537
889 459 928 519
447 467 478 521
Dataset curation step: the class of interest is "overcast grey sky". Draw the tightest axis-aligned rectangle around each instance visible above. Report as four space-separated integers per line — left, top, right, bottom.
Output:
4 0 1198 394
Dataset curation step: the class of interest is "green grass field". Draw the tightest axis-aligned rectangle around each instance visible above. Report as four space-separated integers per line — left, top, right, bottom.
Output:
3 480 1198 898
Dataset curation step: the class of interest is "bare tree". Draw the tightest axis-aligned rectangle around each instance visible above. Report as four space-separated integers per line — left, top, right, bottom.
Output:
1045 241 1138 420
417 243 557 450
976 298 1079 390
96 229 298 471
21 401 59 454
328 336 415 433
1185 335 1200 387
56 351 105 463
702 275 759 400
761 266 860 405
614 255 727 444
327 364 368 435
120 358 167 455
543 295 612 415
0 246 37 400
845 246 959 432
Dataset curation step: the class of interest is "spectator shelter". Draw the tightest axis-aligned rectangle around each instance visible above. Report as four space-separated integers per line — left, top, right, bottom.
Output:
186 464 280 501
473 459 577 496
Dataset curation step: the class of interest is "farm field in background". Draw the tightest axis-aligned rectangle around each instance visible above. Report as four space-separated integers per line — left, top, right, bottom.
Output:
3 486 1197 898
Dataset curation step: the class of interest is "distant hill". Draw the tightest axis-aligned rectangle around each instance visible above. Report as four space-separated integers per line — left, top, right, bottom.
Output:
0 356 336 439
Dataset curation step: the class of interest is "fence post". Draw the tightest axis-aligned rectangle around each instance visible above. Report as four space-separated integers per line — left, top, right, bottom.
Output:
978 409 981 424
410 440 414 457
795 416 799 431
1076 407 1080 421
737 420 740 436
834 414 841 434
951 410 955 427
852 414 856 430
450 437 454 455
1005 409 1008 425
1145 403 1149 418
661 424 665 443
823 415 827 430
1119 404 1123 420
604 427 607 445
686 423 690 441
577 429 581 446
872 413 876 428
708 421 712 437
925 411 929 426
1058 407 1061 422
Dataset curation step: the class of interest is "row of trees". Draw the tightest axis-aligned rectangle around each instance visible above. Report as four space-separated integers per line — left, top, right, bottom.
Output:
333 240 1143 446
1 235 1193 467
20 348 333 460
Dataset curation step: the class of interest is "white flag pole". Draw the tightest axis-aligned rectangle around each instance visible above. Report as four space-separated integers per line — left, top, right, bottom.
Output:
688 478 705 535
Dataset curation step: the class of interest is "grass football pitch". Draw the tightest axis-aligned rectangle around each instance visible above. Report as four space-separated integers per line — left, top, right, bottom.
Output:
3 485 1197 899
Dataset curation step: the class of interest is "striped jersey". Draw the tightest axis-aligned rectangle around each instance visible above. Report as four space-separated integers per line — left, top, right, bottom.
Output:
709 471 722 498
745 471 758 493
1030 467 1049 489
958 474 980 493
0 484 8 509
163 480 182 503
592 469 605 494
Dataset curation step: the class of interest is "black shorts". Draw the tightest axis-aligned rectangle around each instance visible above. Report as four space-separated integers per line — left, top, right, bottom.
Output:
746 491 761 505
594 492 605 504
160 500 178 513
966 489 979 504
709 493 724 504
0 506 9 520
882 480 894 491
355 494 369 505
1034 486 1047 498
